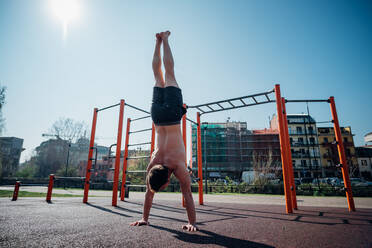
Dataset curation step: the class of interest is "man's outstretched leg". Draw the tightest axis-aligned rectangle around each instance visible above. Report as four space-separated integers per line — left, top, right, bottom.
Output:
153 33 165 87
160 31 179 88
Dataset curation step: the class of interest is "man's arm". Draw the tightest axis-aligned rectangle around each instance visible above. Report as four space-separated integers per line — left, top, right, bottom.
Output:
176 166 198 231
130 162 156 226
130 188 154 226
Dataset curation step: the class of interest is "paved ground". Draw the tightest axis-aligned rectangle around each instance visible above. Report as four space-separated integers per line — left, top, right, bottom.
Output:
2 185 372 208
1 189 372 247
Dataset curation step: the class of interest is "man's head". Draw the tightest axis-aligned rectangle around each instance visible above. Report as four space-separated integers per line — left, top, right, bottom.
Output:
147 164 170 193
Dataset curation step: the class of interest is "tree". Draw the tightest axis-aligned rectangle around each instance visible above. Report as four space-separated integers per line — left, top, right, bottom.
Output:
16 159 37 178
49 117 88 143
252 147 280 185
31 118 89 178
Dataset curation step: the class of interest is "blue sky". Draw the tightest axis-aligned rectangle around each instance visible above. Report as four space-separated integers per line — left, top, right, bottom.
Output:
1 0 371 162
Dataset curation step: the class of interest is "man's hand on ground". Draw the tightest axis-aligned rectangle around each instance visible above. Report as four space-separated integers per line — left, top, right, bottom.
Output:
130 219 149 226
182 223 198 232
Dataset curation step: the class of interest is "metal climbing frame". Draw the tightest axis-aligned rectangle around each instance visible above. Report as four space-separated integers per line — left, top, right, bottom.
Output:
120 104 189 203
285 97 355 212
187 84 355 213
83 100 156 207
119 116 155 201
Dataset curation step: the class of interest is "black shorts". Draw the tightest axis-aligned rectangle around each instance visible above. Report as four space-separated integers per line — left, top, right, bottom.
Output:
151 86 187 126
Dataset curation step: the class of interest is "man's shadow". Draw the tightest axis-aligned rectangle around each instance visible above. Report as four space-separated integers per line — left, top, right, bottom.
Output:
150 224 274 248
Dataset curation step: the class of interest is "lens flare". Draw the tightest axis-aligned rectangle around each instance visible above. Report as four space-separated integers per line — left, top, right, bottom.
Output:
50 0 80 40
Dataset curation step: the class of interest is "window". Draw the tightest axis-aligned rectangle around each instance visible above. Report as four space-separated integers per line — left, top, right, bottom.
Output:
309 137 315 144
292 160 296 167
343 137 348 143
327 160 332 166
301 160 307 166
346 149 351 156
308 126 314 134
298 137 304 144
313 160 319 166
361 160 367 166
290 138 293 145
296 127 302 134
324 137 328 143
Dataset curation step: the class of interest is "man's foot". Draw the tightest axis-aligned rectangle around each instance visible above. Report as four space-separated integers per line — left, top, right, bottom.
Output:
160 31 171 41
156 33 162 43
182 223 198 232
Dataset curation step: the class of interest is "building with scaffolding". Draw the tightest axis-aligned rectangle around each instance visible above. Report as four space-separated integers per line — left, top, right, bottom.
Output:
191 121 281 181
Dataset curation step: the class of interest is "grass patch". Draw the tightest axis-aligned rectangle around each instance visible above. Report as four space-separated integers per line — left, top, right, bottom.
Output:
0 190 83 198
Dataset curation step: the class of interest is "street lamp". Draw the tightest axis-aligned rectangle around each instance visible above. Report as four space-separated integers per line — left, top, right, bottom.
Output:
203 123 208 194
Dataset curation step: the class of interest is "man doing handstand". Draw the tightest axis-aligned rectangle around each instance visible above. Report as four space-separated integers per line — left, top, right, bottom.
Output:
130 31 198 232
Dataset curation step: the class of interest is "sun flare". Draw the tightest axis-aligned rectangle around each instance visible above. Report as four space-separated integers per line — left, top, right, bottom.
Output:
49 0 80 40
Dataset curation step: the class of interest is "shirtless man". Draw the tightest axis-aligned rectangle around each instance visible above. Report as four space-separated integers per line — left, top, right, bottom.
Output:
130 31 198 232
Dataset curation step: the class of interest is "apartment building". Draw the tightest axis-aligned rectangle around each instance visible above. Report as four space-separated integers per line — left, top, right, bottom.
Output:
0 137 24 177
271 114 321 178
317 126 358 177
355 147 372 180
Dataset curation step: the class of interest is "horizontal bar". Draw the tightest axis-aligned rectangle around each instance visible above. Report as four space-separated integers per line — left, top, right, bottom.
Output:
126 156 150 160
200 100 275 116
128 184 147 188
196 107 205 113
127 141 152 147
17 184 49 187
227 101 235 107
131 115 151 122
187 89 275 109
97 103 120 112
129 128 152 134
125 103 150 114
185 117 198 125
316 120 333 124
206 105 215 111
126 170 147 173
286 99 329 103
55 177 86 180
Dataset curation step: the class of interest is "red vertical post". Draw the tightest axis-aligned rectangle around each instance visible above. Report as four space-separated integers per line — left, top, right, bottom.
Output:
189 124 193 169
46 174 54 203
196 112 204 205
182 104 187 207
12 181 21 201
150 123 155 154
282 97 298 210
329 96 355 211
112 100 125 207
120 118 131 201
275 84 293 213
83 108 98 203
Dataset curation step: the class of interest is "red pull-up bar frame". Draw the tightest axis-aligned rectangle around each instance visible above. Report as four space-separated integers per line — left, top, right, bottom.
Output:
187 84 355 213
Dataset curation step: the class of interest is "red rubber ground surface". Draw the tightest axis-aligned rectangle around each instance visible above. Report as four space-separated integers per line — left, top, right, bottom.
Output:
1 197 371 247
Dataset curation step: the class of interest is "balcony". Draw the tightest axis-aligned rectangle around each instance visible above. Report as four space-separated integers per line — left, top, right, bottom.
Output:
290 142 319 147
291 153 320 158
288 131 317 136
